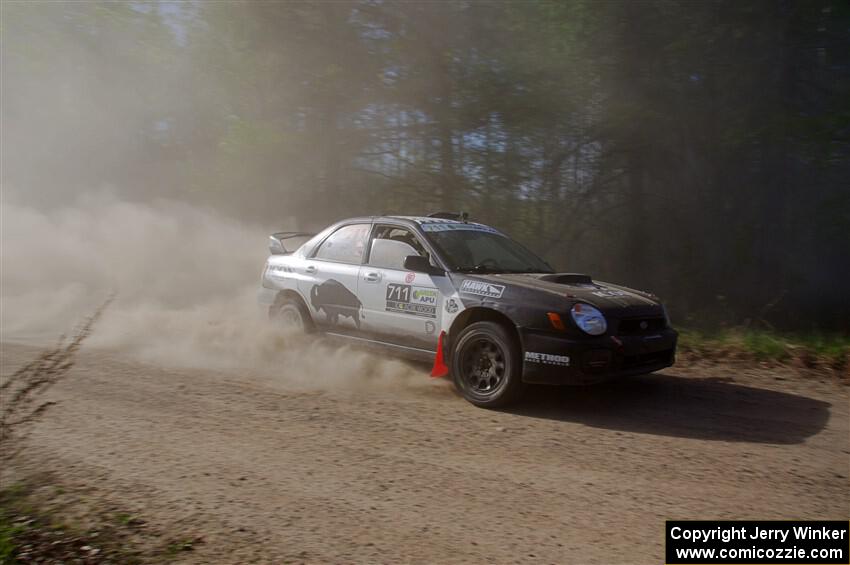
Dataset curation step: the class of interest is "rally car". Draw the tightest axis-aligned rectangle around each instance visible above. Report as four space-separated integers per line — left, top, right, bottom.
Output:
258 213 677 407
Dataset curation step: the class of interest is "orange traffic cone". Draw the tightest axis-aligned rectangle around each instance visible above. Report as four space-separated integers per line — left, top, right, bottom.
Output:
431 331 450 378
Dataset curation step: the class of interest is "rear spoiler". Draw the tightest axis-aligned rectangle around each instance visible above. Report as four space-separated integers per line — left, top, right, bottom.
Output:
269 232 315 255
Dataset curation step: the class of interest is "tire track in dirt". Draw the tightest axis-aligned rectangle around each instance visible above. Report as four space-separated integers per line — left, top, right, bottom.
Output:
0 297 112 450
1 342 847 564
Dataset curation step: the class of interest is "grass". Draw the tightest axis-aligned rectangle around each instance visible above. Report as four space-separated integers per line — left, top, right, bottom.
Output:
0 514 22 565
166 538 198 555
0 482 29 564
0 479 145 565
677 328 850 371
0 477 204 564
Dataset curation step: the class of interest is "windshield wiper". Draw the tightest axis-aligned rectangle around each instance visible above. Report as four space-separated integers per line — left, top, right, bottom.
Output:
458 264 550 274
456 263 499 274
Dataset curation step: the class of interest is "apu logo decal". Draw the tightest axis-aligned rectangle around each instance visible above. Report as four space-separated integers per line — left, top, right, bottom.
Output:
524 352 570 366
412 288 437 304
385 284 437 318
460 279 505 299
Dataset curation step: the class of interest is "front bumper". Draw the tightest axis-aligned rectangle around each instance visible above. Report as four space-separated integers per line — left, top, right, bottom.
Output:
518 327 678 385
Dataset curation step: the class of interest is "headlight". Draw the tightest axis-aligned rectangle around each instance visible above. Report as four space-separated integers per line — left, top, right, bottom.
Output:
570 303 607 335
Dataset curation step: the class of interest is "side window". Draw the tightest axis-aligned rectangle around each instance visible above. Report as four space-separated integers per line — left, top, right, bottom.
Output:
368 226 428 270
314 223 371 263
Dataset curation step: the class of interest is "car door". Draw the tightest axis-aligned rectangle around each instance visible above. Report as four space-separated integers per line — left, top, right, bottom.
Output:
298 222 371 333
359 224 443 350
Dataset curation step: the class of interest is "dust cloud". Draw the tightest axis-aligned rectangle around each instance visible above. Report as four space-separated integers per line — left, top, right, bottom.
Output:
1 194 426 391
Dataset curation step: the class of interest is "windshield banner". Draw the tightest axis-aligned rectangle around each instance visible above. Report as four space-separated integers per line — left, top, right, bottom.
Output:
419 221 501 234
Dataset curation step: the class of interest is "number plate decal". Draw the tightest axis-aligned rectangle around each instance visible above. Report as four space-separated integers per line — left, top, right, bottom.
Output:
386 284 438 318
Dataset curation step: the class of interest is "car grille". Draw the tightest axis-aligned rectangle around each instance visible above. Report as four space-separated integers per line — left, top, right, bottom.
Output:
617 316 666 335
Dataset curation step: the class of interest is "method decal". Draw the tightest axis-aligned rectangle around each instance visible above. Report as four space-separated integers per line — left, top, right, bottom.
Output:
524 352 570 366
425 321 436 334
445 298 459 314
405 272 416 283
386 283 438 318
460 279 505 299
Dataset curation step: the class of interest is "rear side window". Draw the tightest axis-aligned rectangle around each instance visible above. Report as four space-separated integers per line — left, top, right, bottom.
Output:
314 223 371 263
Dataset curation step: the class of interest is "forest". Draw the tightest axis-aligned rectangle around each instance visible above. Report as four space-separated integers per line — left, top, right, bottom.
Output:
3 0 849 331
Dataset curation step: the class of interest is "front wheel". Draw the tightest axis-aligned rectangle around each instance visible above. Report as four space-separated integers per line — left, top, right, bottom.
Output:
451 321 525 408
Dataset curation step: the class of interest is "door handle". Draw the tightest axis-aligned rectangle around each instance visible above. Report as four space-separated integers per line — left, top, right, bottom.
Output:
364 272 382 283
305 265 317 275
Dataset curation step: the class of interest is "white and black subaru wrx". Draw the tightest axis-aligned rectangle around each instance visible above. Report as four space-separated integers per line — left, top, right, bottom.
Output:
258 213 677 408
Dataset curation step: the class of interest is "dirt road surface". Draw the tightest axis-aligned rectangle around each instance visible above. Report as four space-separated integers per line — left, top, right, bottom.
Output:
2 341 848 564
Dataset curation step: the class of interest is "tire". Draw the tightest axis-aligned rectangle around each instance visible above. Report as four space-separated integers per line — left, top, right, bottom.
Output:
270 295 314 333
451 321 525 408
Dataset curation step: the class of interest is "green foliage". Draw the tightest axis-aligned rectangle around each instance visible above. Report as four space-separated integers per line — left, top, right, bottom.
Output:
0 483 30 564
678 328 850 366
165 538 197 555
0 479 161 564
741 332 791 362
0 518 22 565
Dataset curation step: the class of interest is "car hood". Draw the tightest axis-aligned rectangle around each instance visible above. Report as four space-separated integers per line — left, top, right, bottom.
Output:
464 272 661 313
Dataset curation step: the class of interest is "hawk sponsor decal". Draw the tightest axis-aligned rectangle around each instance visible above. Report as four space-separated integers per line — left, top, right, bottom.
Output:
460 279 505 299
591 289 628 297
524 352 570 367
445 298 460 314
385 283 438 318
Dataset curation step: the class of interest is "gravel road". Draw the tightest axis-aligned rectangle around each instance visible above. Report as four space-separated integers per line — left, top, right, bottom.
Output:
2 341 847 564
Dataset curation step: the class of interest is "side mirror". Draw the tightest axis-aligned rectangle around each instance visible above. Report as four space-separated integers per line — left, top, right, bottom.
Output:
404 255 444 276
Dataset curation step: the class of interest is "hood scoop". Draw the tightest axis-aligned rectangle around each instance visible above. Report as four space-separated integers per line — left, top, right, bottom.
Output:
539 273 594 286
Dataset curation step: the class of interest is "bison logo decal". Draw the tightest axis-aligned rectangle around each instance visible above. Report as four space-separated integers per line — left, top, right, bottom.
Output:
310 279 362 328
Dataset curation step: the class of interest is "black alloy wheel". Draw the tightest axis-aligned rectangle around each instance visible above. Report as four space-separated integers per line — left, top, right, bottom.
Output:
451 321 525 408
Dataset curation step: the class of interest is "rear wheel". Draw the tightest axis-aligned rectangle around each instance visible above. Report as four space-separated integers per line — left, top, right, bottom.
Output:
451 321 524 408
270 296 313 333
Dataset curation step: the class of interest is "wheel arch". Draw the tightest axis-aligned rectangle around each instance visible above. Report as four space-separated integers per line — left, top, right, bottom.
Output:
446 307 527 407
447 307 521 353
271 289 315 327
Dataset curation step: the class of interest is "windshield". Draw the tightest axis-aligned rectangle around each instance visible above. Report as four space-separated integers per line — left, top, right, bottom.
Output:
424 228 554 274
